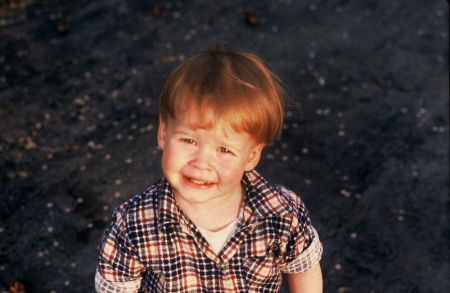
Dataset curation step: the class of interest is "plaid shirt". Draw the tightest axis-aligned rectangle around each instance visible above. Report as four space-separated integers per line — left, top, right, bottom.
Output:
96 170 322 293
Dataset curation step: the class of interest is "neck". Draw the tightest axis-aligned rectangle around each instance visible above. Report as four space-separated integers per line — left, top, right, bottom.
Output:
175 189 243 232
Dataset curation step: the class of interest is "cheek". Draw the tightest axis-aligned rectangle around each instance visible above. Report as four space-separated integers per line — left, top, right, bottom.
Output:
162 144 187 169
161 147 177 170
218 161 247 181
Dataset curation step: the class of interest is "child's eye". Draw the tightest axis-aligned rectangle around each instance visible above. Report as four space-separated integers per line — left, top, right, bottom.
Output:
218 147 232 154
182 139 196 145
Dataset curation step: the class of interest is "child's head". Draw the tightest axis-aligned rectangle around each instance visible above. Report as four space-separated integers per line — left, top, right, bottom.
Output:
159 47 285 146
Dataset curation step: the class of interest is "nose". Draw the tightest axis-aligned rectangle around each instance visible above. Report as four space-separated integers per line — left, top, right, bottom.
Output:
189 146 213 170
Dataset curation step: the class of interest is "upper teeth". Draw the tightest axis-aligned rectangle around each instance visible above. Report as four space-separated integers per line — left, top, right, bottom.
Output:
189 178 211 185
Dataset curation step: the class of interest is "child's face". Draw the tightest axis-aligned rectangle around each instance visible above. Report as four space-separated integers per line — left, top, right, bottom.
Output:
157 111 264 207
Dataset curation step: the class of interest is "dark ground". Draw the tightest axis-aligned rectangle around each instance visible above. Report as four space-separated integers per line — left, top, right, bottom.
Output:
0 0 448 292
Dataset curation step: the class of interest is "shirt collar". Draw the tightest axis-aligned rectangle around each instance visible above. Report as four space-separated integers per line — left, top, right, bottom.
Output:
156 170 293 230
241 170 293 223
156 178 183 231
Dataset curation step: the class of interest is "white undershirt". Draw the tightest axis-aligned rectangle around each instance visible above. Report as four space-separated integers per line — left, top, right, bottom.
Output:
196 219 239 254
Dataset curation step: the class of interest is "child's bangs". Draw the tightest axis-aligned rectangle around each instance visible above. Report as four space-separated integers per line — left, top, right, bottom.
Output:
174 83 271 144
160 48 285 145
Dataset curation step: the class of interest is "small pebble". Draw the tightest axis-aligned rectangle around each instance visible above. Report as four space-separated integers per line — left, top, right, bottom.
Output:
245 9 260 26
153 4 166 16
340 189 351 197
87 125 97 132
56 20 70 35
111 90 120 99
318 77 326 86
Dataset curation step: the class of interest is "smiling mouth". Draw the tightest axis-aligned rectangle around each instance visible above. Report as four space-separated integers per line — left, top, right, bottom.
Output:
185 176 213 186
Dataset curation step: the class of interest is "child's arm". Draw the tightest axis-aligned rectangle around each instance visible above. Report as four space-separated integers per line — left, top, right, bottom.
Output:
286 262 323 293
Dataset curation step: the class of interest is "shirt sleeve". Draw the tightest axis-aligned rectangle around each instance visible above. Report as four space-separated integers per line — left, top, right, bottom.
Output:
95 269 142 293
279 227 323 273
96 208 146 289
276 186 323 273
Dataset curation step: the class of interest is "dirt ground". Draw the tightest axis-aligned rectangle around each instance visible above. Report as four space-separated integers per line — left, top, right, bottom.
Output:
0 0 448 292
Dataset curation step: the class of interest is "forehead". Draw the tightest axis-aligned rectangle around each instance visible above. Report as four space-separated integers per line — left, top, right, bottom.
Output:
173 107 230 132
173 94 246 129
169 108 255 142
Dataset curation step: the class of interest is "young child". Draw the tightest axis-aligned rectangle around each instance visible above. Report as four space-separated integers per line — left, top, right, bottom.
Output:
96 47 323 293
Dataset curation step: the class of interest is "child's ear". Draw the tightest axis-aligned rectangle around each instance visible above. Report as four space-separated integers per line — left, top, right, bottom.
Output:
244 144 264 172
157 118 167 150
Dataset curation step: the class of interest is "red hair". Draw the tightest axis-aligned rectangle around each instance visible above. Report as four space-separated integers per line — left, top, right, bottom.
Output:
159 48 285 145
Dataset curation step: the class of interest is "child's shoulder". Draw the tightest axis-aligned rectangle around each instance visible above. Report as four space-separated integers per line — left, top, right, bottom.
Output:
245 170 306 217
271 184 307 217
272 184 303 204
112 177 167 223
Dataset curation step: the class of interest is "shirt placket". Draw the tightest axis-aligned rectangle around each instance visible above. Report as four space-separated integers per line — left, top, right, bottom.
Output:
178 216 221 263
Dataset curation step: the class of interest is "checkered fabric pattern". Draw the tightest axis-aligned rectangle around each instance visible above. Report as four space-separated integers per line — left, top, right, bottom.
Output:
96 170 322 293
95 269 141 292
